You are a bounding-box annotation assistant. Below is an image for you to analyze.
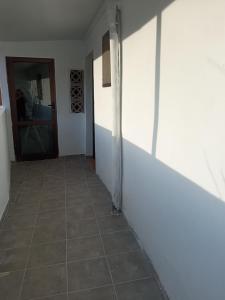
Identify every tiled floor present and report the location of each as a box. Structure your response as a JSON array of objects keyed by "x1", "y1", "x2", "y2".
[{"x1": 0, "y1": 156, "x2": 166, "y2": 300}]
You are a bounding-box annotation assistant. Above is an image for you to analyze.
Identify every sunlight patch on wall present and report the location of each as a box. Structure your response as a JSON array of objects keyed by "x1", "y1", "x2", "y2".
[
  {"x1": 155, "y1": 0, "x2": 225, "y2": 201},
  {"x1": 121, "y1": 16, "x2": 157, "y2": 154}
]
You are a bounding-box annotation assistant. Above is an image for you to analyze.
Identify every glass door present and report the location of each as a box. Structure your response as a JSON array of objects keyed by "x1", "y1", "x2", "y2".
[{"x1": 7, "y1": 57, "x2": 59, "y2": 161}]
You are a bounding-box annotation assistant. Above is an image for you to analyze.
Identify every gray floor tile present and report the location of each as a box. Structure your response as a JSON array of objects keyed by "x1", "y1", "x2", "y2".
[
  {"x1": 19, "y1": 186, "x2": 43, "y2": 194},
  {"x1": 65, "y1": 167, "x2": 78, "y2": 176},
  {"x1": 66, "y1": 176, "x2": 85, "y2": 182},
  {"x1": 102, "y1": 231, "x2": 140, "y2": 255},
  {"x1": 37, "y1": 210, "x2": 65, "y2": 226},
  {"x1": 66, "y1": 168, "x2": 85, "y2": 175},
  {"x1": 39, "y1": 199, "x2": 65, "y2": 212},
  {"x1": 32, "y1": 222, "x2": 66, "y2": 244},
  {"x1": 19, "y1": 183, "x2": 43, "y2": 193},
  {"x1": 42, "y1": 186, "x2": 65, "y2": 196},
  {"x1": 21, "y1": 264, "x2": 67, "y2": 300},
  {"x1": 66, "y1": 195, "x2": 92, "y2": 207},
  {"x1": 86, "y1": 177, "x2": 103, "y2": 186},
  {"x1": 91, "y1": 192, "x2": 111, "y2": 203},
  {"x1": 9, "y1": 190, "x2": 19, "y2": 202},
  {"x1": 68, "y1": 258, "x2": 111, "y2": 291},
  {"x1": 36, "y1": 294, "x2": 67, "y2": 300},
  {"x1": 66, "y1": 178, "x2": 86, "y2": 185},
  {"x1": 43, "y1": 177, "x2": 65, "y2": 186},
  {"x1": 1, "y1": 213, "x2": 37, "y2": 230},
  {"x1": 87, "y1": 183, "x2": 104, "y2": 190},
  {"x1": 67, "y1": 236, "x2": 104, "y2": 262},
  {"x1": 89, "y1": 191, "x2": 111, "y2": 202},
  {"x1": 67, "y1": 218, "x2": 98, "y2": 239},
  {"x1": 116, "y1": 279, "x2": 164, "y2": 300},
  {"x1": 6, "y1": 202, "x2": 40, "y2": 216},
  {"x1": 44, "y1": 174, "x2": 64, "y2": 183},
  {"x1": 28, "y1": 241, "x2": 66, "y2": 268},
  {"x1": 15, "y1": 192, "x2": 42, "y2": 203},
  {"x1": 69, "y1": 286, "x2": 116, "y2": 300},
  {"x1": 44, "y1": 176, "x2": 65, "y2": 187},
  {"x1": 41, "y1": 191, "x2": 65, "y2": 200},
  {"x1": 40, "y1": 192, "x2": 65, "y2": 201},
  {"x1": 108, "y1": 251, "x2": 154, "y2": 283},
  {"x1": 0, "y1": 247, "x2": 29, "y2": 272},
  {"x1": 0, "y1": 270, "x2": 24, "y2": 300},
  {"x1": 0, "y1": 229, "x2": 33, "y2": 250},
  {"x1": 45, "y1": 166, "x2": 65, "y2": 177},
  {"x1": 66, "y1": 165, "x2": 84, "y2": 172},
  {"x1": 67, "y1": 203, "x2": 95, "y2": 220},
  {"x1": 66, "y1": 183, "x2": 87, "y2": 194},
  {"x1": 4, "y1": 158, "x2": 166, "y2": 300},
  {"x1": 98, "y1": 216, "x2": 129, "y2": 234},
  {"x1": 65, "y1": 177, "x2": 87, "y2": 184},
  {"x1": 66, "y1": 190, "x2": 90, "y2": 200},
  {"x1": 94, "y1": 201, "x2": 112, "y2": 217},
  {"x1": 88, "y1": 185, "x2": 109, "y2": 194}
]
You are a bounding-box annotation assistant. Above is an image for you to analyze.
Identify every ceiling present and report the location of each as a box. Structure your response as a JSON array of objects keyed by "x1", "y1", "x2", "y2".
[{"x1": 0, "y1": 0, "x2": 104, "y2": 41}]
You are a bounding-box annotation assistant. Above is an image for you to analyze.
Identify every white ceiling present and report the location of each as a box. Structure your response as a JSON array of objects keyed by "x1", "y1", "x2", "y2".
[{"x1": 0, "y1": 0, "x2": 104, "y2": 41}]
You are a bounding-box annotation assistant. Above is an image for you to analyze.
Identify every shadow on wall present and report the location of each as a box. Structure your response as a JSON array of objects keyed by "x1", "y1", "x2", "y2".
[
  {"x1": 118, "y1": 0, "x2": 168, "y2": 158},
  {"x1": 90, "y1": 0, "x2": 172, "y2": 156},
  {"x1": 95, "y1": 121, "x2": 113, "y2": 191},
  {"x1": 120, "y1": 0, "x2": 173, "y2": 41},
  {"x1": 96, "y1": 123, "x2": 225, "y2": 300},
  {"x1": 91, "y1": 0, "x2": 174, "y2": 59}
]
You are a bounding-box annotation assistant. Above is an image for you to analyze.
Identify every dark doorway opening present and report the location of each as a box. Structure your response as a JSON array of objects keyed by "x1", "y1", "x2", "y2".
[{"x1": 85, "y1": 52, "x2": 96, "y2": 171}]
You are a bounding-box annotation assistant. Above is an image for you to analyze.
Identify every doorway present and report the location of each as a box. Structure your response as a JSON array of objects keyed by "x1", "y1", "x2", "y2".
[
  {"x1": 85, "y1": 52, "x2": 95, "y2": 169},
  {"x1": 6, "y1": 57, "x2": 59, "y2": 161}
]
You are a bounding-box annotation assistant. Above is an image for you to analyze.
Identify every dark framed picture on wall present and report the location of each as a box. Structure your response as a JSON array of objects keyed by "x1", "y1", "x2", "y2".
[{"x1": 102, "y1": 30, "x2": 111, "y2": 87}]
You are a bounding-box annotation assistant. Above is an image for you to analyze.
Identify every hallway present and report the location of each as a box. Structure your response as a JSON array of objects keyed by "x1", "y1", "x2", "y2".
[{"x1": 0, "y1": 157, "x2": 165, "y2": 300}]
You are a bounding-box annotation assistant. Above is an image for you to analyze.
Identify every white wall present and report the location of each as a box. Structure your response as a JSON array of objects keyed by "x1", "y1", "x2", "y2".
[
  {"x1": 0, "y1": 40, "x2": 85, "y2": 159},
  {"x1": 85, "y1": 0, "x2": 225, "y2": 299},
  {"x1": 0, "y1": 107, "x2": 10, "y2": 219},
  {"x1": 85, "y1": 5, "x2": 113, "y2": 192}
]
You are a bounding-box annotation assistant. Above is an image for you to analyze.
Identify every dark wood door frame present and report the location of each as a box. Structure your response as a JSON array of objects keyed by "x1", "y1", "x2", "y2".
[
  {"x1": 92, "y1": 56, "x2": 96, "y2": 160},
  {"x1": 6, "y1": 56, "x2": 59, "y2": 161}
]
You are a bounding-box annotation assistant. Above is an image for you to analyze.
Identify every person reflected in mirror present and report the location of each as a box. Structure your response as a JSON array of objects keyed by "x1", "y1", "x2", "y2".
[{"x1": 16, "y1": 89, "x2": 26, "y2": 121}]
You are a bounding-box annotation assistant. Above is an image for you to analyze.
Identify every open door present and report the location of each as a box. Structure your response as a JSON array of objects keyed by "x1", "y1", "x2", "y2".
[
  {"x1": 6, "y1": 57, "x2": 59, "y2": 161},
  {"x1": 85, "y1": 52, "x2": 95, "y2": 170}
]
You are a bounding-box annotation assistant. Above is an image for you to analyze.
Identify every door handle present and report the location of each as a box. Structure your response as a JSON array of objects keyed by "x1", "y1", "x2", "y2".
[{"x1": 48, "y1": 104, "x2": 55, "y2": 112}]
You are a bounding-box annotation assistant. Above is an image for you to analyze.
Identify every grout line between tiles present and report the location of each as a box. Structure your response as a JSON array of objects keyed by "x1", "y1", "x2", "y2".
[
  {"x1": 85, "y1": 178, "x2": 119, "y2": 300},
  {"x1": 25, "y1": 283, "x2": 113, "y2": 300},
  {"x1": 0, "y1": 227, "x2": 133, "y2": 252},
  {"x1": 98, "y1": 231, "x2": 119, "y2": 300},
  {"x1": 17, "y1": 171, "x2": 43, "y2": 300},
  {"x1": 0, "y1": 248, "x2": 155, "y2": 275},
  {"x1": 68, "y1": 283, "x2": 115, "y2": 296},
  {"x1": 2, "y1": 158, "x2": 167, "y2": 300}
]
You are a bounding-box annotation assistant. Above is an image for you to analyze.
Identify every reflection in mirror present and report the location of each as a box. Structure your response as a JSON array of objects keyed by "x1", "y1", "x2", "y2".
[
  {"x1": 19, "y1": 125, "x2": 54, "y2": 155},
  {"x1": 14, "y1": 62, "x2": 52, "y2": 121}
]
